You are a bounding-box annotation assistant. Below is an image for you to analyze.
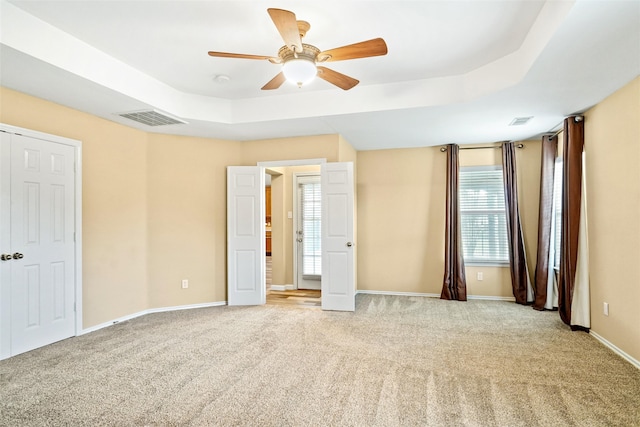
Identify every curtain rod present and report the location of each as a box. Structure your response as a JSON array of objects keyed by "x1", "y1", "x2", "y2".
[
  {"x1": 550, "y1": 129, "x2": 564, "y2": 138},
  {"x1": 547, "y1": 115, "x2": 584, "y2": 138},
  {"x1": 439, "y1": 143, "x2": 524, "y2": 152}
]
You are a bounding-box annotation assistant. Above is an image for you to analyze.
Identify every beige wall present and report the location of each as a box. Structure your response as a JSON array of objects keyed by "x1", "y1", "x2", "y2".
[
  {"x1": 240, "y1": 134, "x2": 341, "y2": 165},
  {"x1": 357, "y1": 147, "x2": 446, "y2": 294},
  {"x1": 0, "y1": 87, "x2": 149, "y2": 327},
  {"x1": 584, "y1": 76, "x2": 640, "y2": 362},
  {"x1": 357, "y1": 141, "x2": 541, "y2": 298},
  {"x1": 338, "y1": 135, "x2": 358, "y2": 164},
  {"x1": 0, "y1": 89, "x2": 354, "y2": 328},
  {"x1": 146, "y1": 133, "x2": 241, "y2": 309},
  {"x1": 5, "y1": 79, "x2": 639, "y2": 365}
]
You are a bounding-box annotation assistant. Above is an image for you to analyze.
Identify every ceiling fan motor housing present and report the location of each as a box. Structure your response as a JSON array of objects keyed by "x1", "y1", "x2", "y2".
[
  {"x1": 208, "y1": 8, "x2": 387, "y2": 90},
  {"x1": 278, "y1": 44, "x2": 320, "y2": 63}
]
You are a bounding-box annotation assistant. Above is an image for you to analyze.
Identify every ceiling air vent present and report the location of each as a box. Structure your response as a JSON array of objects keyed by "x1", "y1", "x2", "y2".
[
  {"x1": 118, "y1": 109, "x2": 187, "y2": 127},
  {"x1": 509, "y1": 116, "x2": 533, "y2": 126}
]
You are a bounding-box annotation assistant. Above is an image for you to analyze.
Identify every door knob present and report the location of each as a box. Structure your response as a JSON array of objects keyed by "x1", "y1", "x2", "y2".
[
  {"x1": 12, "y1": 253, "x2": 24, "y2": 259},
  {"x1": 346, "y1": 242, "x2": 353, "y2": 247},
  {"x1": 1, "y1": 254, "x2": 12, "y2": 261}
]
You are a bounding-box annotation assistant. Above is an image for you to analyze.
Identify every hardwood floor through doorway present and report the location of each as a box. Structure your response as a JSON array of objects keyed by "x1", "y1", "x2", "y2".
[{"x1": 266, "y1": 256, "x2": 321, "y2": 308}]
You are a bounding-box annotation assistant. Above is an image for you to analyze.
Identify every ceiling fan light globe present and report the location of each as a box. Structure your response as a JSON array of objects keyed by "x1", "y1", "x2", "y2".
[{"x1": 282, "y1": 59, "x2": 317, "y2": 87}]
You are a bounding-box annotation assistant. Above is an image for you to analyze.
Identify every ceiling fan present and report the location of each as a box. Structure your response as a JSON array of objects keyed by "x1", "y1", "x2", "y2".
[{"x1": 207, "y1": 8, "x2": 388, "y2": 91}]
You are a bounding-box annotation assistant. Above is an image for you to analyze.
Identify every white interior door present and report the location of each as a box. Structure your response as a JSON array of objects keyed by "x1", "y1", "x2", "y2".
[
  {"x1": 1, "y1": 132, "x2": 77, "y2": 357},
  {"x1": 227, "y1": 166, "x2": 265, "y2": 305},
  {"x1": 295, "y1": 174, "x2": 321, "y2": 290},
  {"x1": 321, "y1": 162, "x2": 355, "y2": 311}
]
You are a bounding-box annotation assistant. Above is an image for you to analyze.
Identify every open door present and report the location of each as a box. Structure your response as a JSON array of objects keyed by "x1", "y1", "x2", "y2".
[
  {"x1": 227, "y1": 166, "x2": 265, "y2": 305},
  {"x1": 321, "y1": 162, "x2": 355, "y2": 311}
]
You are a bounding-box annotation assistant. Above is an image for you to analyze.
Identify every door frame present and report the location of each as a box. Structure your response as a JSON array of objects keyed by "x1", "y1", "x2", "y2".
[
  {"x1": 292, "y1": 172, "x2": 322, "y2": 291},
  {"x1": 256, "y1": 159, "x2": 326, "y2": 294},
  {"x1": 0, "y1": 123, "x2": 83, "y2": 360}
]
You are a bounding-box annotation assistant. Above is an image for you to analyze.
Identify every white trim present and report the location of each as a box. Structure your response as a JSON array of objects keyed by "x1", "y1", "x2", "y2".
[
  {"x1": 146, "y1": 301, "x2": 227, "y2": 314},
  {"x1": 80, "y1": 310, "x2": 149, "y2": 335},
  {"x1": 467, "y1": 295, "x2": 516, "y2": 301},
  {"x1": 74, "y1": 140, "x2": 83, "y2": 335},
  {"x1": 80, "y1": 301, "x2": 227, "y2": 335},
  {"x1": 252, "y1": 160, "x2": 326, "y2": 301},
  {"x1": 293, "y1": 172, "x2": 322, "y2": 290},
  {"x1": 357, "y1": 290, "x2": 440, "y2": 298},
  {"x1": 590, "y1": 331, "x2": 640, "y2": 370},
  {"x1": 257, "y1": 158, "x2": 326, "y2": 167},
  {"x1": 270, "y1": 284, "x2": 295, "y2": 291},
  {"x1": 356, "y1": 290, "x2": 516, "y2": 301},
  {"x1": 0, "y1": 123, "x2": 82, "y2": 359}
]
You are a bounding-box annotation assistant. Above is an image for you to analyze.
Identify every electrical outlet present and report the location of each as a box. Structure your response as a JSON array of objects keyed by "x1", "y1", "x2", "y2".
[
  {"x1": 603, "y1": 302, "x2": 609, "y2": 316},
  {"x1": 181, "y1": 279, "x2": 189, "y2": 289},
  {"x1": 477, "y1": 272, "x2": 483, "y2": 281}
]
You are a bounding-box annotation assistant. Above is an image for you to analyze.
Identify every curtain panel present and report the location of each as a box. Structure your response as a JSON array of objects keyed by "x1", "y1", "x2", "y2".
[
  {"x1": 558, "y1": 116, "x2": 590, "y2": 329},
  {"x1": 441, "y1": 144, "x2": 467, "y2": 301},
  {"x1": 533, "y1": 135, "x2": 558, "y2": 310},
  {"x1": 502, "y1": 142, "x2": 532, "y2": 305}
]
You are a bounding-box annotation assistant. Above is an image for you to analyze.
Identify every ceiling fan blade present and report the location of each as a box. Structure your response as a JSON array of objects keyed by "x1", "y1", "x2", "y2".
[
  {"x1": 267, "y1": 8, "x2": 303, "y2": 53},
  {"x1": 208, "y1": 51, "x2": 278, "y2": 62},
  {"x1": 317, "y1": 66, "x2": 359, "y2": 90},
  {"x1": 318, "y1": 38, "x2": 388, "y2": 62},
  {"x1": 261, "y1": 72, "x2": 287, "y2": 90}
]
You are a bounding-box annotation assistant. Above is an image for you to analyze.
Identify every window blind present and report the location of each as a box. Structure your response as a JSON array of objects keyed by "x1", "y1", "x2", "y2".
[
  {"x1": 459, "y1": 167, "x2": 509, "y2": 263},
  {"x1": 298, "y1": 177, "x2": 321, "y2": 276}
]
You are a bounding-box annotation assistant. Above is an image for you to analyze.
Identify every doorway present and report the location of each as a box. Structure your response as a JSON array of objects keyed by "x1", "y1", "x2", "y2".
[{"x1": 227, "y1": 160, "x2": 355, "y2": 311}]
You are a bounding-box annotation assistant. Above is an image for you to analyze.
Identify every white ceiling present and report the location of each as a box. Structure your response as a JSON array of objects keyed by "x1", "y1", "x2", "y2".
[{"x1": 1, "y1": 0, "x2": 639, "y2": 151}]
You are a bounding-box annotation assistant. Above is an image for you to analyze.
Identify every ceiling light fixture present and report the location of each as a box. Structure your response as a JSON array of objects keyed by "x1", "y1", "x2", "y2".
[{"x1": 282, "y1": 57, "x2": 317, "y2": 87}]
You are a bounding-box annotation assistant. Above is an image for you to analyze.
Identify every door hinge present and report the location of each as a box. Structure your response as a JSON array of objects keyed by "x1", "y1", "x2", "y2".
[{"x1": 74, "y1": 302, "x2": 76, "y2": 312}]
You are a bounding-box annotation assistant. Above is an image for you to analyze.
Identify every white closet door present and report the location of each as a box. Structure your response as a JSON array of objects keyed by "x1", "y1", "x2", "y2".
[{"x1": 6, "y1": 133, "x2": 76, "y2": 356}]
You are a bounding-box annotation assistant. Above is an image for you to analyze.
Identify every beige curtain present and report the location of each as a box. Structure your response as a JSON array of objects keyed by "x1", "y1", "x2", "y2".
[
  {"x1": 558, "y1": 116, "x2": 590, "y2": 329},
  {"x1": 440, "y1": 144, "x2": 467, "y2": 301},
  {"x1": 533, "y1": 135, "x2": 558, "y2": 310},
  {"x1": 572, "y1": 152, "x2": 590, "y2": 328}
]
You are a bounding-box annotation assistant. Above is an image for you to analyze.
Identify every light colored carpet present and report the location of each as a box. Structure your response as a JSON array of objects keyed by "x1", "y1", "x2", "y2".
[{"x1": 1, "y1": 294, "x2": 639, "y2": 426}]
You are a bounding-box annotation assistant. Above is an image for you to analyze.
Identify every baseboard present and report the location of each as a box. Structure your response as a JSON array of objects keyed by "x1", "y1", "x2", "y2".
[
  {"x1": 80, "y1": 301, "x2": 227, "y2": 335},
  {"x1": 356, "y1": 290, "x2": 440, "y2": 298},
  {"x1": 270, "y1": 284, "x2": 294, "y2": 291},
  {"x1": 590, "y1": 331, "x2": 640, "y2": 370},
  {"x1": 467, "y1": 295, "x2": 516, "y2": 302},
  {"x1": 356, "y1": 290, "x2": 515, "y2": 301},
  {"x1": 146, "y1": 301, "x2": 226, "y2": 314}
]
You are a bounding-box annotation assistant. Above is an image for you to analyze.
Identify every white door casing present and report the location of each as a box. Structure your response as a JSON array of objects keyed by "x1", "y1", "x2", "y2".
[
  {"x1": 226, "y1": 160, "x2": 354, "y2": 311},
  {"x1": 0, "y1": 130, "x2": 10, "y2": 358},
  {"x1": 321, "y1": 162, "x2": 355, "y2": 312},
  {"x1": 227, "y1": 166, "x2": 265, "y2": 305},
  {"x1": 294, "y1": 173, "x2": 321, "y2": 291},
  {"x1": 0, "y1": 124, "x2": 82, "y2": 360}
]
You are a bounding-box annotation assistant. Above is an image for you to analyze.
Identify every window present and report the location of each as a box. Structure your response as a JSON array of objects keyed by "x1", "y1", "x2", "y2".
[
  {"x1": 297, "y1": 176, "x2": 321, "y2": 277},
  {"x1": 459, "y1": 167, "x2": 509, "y2": 264}
]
